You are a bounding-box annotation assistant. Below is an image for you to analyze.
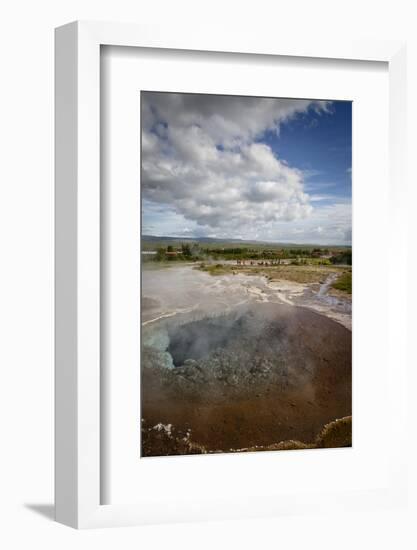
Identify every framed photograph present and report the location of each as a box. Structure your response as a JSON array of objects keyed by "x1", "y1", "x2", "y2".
[
  {"x1": 55, "y1": 21, "x2": 407, "y2": 528},
  {"x1": 139, "y1": 89, "x2": 353, "y2": 459}
]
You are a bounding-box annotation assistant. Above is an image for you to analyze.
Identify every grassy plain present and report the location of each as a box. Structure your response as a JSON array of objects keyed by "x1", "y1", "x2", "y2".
[
  {"x1": 198, "y1": 262, "x2": 351, "y2": 288},
  {"x1": 331, "y1": 270, "x2": 352, "y2": 294}
]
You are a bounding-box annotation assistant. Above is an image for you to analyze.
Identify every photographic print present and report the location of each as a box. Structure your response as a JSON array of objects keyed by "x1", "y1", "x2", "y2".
[{"x1": 140, "y1": 91, "x2": 352, "y2": 457}]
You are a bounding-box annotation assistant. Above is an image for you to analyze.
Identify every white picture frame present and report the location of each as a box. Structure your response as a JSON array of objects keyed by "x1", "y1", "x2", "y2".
[{"x1": 55, "y1": 20, "x2": 407, "y2": 529}]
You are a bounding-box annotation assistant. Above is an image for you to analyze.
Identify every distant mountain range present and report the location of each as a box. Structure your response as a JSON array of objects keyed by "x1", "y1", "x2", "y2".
[
  {"x1": 142, "y1": 235, "x2": 351, "y2": 248},
  {"x1": 142, "y1": 234, "x2": 253, "y2": 244}
]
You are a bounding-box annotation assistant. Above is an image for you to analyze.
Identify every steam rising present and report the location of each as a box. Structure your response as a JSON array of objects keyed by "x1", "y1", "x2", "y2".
[{"x1": 141, "y1": 265, "x2": 352, "y2": 455}]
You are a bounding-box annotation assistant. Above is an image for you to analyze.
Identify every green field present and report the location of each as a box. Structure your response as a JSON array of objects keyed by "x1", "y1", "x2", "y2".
[
  {"x1": 331, "y1": 271, "x2": 352, "y2": 294},
  {"x1": 142, "y1": 236, "x2": 352, "y2": 265}
]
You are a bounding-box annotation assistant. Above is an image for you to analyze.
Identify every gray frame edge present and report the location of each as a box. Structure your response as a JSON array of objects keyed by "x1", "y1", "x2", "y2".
[{"x1": 55, "y1": 21, "x2": 79, "y2": 529}]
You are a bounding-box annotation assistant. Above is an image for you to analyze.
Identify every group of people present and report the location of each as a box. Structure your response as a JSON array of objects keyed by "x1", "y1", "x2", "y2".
[{"x1": 235, "y1": 259, "x2": 281, "y2": 266}]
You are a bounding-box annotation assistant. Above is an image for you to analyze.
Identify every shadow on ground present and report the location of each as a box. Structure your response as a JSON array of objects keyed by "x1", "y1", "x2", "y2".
[{"x1": 24, "y1": 503, "x2": 55, "y2": 521}]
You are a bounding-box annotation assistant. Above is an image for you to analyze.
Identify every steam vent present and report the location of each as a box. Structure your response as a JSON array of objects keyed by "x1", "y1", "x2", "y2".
[{"x1": 141, "y1": 302, "x2": 352, "y2": 456}]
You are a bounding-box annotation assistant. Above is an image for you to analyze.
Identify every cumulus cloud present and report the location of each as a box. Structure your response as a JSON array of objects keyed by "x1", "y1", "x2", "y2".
[
  {"x1": 141, "y1": 92, "x2": 332, "y2": 239},
  {"x1": 142, "y1": 92, "x2": 330, "y2": 146}
]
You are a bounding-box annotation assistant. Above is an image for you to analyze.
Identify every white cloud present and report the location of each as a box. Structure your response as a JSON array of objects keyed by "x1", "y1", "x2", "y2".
[
  {"x1": 271, "y1": 201, "x2": 352, "y2": 244},
  {"x1": 141, "y1": 92, "x2": 348, "y2": 242},
  {"x1": 142, "y1": 93, "x2": 331, "y2": 147}
]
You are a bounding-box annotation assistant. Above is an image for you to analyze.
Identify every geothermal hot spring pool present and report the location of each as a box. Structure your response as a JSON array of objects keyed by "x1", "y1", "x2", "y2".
[{"x1": 141, "y1": 293, "x2": 352, "y2": 456}]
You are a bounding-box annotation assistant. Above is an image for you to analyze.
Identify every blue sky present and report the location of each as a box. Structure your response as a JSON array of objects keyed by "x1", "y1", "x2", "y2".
[
  {"x1": 141, "y1": 92, "x2": 352, "y2": 245},
  {"x1": 261, "y1": 100, "x2": 352, "y2": 204}
]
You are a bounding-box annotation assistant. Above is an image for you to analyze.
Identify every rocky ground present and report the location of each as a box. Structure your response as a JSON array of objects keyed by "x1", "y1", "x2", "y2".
[{"x1": 141, "y1": 416, "x2": 352, "y2": 456}]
